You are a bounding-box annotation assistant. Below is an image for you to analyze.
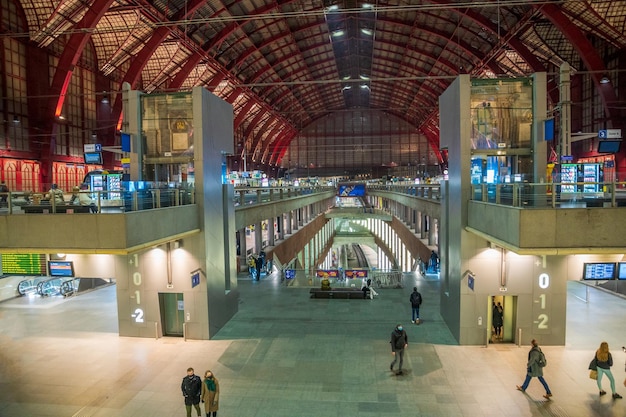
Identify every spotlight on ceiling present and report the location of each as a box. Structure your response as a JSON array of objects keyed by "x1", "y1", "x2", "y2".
[{"x1": 600, "y1": 75, "x2": 610, "y2": 84}]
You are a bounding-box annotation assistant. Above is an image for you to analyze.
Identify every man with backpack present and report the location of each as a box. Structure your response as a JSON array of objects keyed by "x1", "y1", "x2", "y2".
[
  {"x1": 409, "y1": 287, "x2": 423, "y2": 324},
  {"x1": 516, "y1": 339, "x2": 553, "y2": 400}
]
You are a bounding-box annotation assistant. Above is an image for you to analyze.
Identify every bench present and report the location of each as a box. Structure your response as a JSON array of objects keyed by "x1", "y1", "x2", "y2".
[
  {"x1": 22, "y1": 205, "x2": 92, "y2": 214},
  {"x1": 310, "y1": 287, "x2": 370, "y2": 299}
]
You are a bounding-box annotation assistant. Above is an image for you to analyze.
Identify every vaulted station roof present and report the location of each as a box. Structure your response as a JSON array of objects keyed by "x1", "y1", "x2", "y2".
[{"x1": 13, "y1": 0, "x2": 626, "y2": 170}]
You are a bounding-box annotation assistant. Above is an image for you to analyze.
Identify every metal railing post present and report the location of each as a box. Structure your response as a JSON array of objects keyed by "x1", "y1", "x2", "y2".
[{"x1": 517, "y1": 328, "x2": 522, "y2": 347}]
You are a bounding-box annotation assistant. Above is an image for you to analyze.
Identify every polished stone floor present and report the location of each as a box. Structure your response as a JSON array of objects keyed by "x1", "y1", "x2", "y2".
[{"x1": 0, "y1": 272, "x2": 625, "y2": 417}]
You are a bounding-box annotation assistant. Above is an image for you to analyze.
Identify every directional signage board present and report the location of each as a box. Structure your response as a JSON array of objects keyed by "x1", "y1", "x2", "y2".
[
  {"x1": 598, "y1": 129, "x2": 622, "y2": 139},
  {"x1": 84, "y1": 143, "x2": 102, "y2": 152}
]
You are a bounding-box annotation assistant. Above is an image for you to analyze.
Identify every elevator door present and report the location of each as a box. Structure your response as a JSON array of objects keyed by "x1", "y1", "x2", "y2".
[
  {"x1": 489, "y1": 295, "x2": 517, "y2": 343},
  {"x1": 159, "y1": 293, "x2": 184, "y2": 337}
]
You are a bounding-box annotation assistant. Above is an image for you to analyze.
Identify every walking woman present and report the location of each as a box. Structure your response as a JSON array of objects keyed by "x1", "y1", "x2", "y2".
[
  {"x1": 593, "y1": 342, "x2": 622, "y2": 399},
  {"x1": 201, "y1": 370, "x2": 220, "y2": 417}
]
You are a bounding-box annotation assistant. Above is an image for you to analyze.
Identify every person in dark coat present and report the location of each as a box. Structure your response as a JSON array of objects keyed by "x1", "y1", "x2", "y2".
[
  {"x1": 389, "y1": 324, "x2": 408, "y2": 375},
  {"x1": 181, "y1": 367, "x2": 202, "y2": 417},
  {"x1": 516, "y1": 340, "x2": 552, "y2": 399},
  {"x1": 409, "y1": 287, "x2": 422, "y2": 323},
  {"x1": 492, "y1": 302, "x2": 504, "y2": 339},
  {"x1": 201, "y1": 370, "x2": 220, "y2": 417},
  {"x1": 255, "y1": 255, "x2": 263, "y2": 280}
]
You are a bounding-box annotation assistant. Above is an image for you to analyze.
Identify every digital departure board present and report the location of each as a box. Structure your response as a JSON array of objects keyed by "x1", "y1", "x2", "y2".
[
  {"x1": 582, "y1": 262, "x2": 616, "y2": 280},
  {"x1": 1, "y1": 253, "x2": 46, "y2": 275}
]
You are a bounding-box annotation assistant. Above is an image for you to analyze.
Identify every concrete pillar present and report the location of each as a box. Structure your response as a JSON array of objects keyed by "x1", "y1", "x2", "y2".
[
  {"x1": 420, "y1": 213, "x2": 428, "y2": 239},
  {"x1": 268, "y1": 217, "x2": 275, "y2": 246},
  {"x1": 285, "y1": 211, "x2": 292, "y2": 234},
  {"x1": 254, "y1": 221, "x2": 262, "y2": 253},
  {"x1": 277, "y1": 214, "x2": 284, "y2": 240},
  {"x1": 239, "y1": 227, "x2": 247, "y2": 260},
  {"x1": 429, "y1": 218, "x2": 438, "y2": 246}
]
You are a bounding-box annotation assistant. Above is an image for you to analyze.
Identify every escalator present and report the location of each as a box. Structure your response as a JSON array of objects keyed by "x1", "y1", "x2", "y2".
[{"x1": 18, "y1": 277, "x2": 111, "y2": 297}]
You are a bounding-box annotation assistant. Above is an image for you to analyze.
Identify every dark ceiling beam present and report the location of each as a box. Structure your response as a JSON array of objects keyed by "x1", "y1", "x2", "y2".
[{"x1": 538, "y1": 3, "x2": 621, "y2": 128}]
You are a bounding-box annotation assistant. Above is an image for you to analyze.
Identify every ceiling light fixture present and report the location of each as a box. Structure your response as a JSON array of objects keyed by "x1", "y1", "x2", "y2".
[
  {"x1": 361, "y1": 28, "x2": 373, "y2": 36},
  {"x1": 332, "y1": 30, "x2": 344, "y2": 37},
  {"x1": 600, "y1": 75, "x2": 610, "y2": 84}
]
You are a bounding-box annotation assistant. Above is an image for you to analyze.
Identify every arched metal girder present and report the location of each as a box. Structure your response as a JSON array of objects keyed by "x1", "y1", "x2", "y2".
[
  {"x1": 249, "y1": 116, "x2": 280, "y2": 160},
  {"x1": 205, "y1": 1, "x2": 298, "y2": 53},
  {"x1": 42, "y1": 0, "x2": 116, "y2": 183},
  {"x1": 411, "y1": 3, "x2": 560, "y2": 158},
  {"x1": 246, "y1": 18, "x2": 489, "y2": 115},
  {"x1": 449, "y1": 5, "x2": 560, "y2": 104},
  {"x1": 234, "y1": 100, "x2": 257, "y2": 130},
  {"x1": 257, "y1": 122, "x2": 284, "y2": 163},
  {"x1": 241, "y1": 108, "x2": 269, "y2": 145},
  {"x1": 270, "y1": 128, "x2": 297, "y2": 166},
  {"x1": 110, "y1": 0, "x2": 207, "y2": 122},
  {"x1": 47, "y1": 0, "x2": 116, "y2": 118},
  {"x1": 538, "y1": 4, "x2": 621, "y2": 126}
]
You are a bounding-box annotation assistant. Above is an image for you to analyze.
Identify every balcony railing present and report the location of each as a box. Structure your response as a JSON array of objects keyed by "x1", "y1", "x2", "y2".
[
  {"x1": 0, "y1": 183, "x2": 195, "y2": 215},
  {"x1": 470, "y1": 181, "x2": 626, "y2": 208}
]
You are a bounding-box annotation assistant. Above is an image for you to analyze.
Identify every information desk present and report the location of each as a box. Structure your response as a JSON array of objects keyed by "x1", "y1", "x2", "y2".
[
  {"x1": 22, "y1": 205, "x2": 92, "y2": 214},
  {"x1": 310, "y1": 287, "x2": 369, "y2": 299}
]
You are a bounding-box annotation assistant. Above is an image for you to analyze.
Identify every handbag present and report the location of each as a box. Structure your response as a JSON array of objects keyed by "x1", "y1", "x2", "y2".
[{"x1": 590, "y1": 369, "x2": 598, "y2": 380}]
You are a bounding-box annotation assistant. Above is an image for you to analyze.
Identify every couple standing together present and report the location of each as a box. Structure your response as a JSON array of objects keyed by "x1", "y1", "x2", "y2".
[{"x1": 181, "y1": 367, "x2": 220, "y2": 417}]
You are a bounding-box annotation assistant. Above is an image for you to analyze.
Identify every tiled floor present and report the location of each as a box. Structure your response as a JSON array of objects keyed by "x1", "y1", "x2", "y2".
[{"x1": 0, "y1": 273, "x2": 625, "y2": 417}]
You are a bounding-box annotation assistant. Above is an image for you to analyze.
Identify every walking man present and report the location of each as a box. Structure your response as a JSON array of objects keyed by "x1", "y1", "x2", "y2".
[
  {"x1": 390, "y1": 324, "x2": 408, "y2": 375},
  {"x1": 516, "y1": 339, "x2": 553, "y2": 400},
  {"x1": 181, "y1": 367, "x2": 202, "y2": 417},
  {"x1": 410, "y1": 287, "x2": 422, "y2": 324}
]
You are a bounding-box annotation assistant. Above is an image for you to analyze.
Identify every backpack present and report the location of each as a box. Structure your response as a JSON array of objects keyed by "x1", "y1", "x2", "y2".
[
  {"x1": 538, "y1": 351, "x2": 547, "y2": 367},
  {"x1": 410, "y1": 291, "x2": 422, "y2": 306}
]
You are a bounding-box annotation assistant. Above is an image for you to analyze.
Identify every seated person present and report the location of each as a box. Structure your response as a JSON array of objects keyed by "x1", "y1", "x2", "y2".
[
  {"x1": 320, "y1": 277, "x2": 331, "y2": 291},
  {"x1": 46, "y1": 183, "x2": 65, "y2": 205},
  {"x1": 361, "y1": 278, "x2": 379, "y2": 299},
  {"x1": 70, "y1": 184, "x2": 98, "y2": 213}
]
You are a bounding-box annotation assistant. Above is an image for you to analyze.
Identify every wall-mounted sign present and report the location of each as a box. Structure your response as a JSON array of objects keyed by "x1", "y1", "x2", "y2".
[
  {"x1": 598, "y1": 129, "x2": 622, "y2": 139},
  {"x1": 191, "y1": 271, "x2": 200, "y2": 288},
  {"x1": 1, "y1": 253, "x2": 46, "y2": 275}
]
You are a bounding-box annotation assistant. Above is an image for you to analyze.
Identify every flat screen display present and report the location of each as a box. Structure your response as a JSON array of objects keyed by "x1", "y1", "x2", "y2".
[
  {"x1": 338, "y1": 183, "x2": 366, "y2": 197},
  {"x1": 597, "y1": 140, "x2": 621, "y2": 153},
  {"x1": 48, "y1": 261, "x2": 75, "y2": 277},
  {"x1": 618, "y1": 263, "x2": 626, "y2": 280},
  {"x1": 84, "y1": 152, "x2": 103, "y2": 164},
  {"x1": 583, "y1": 262, "x2": 615, "y2": 280},
  {"x1": 1, "y1": 253, "x2": 46, "y2": 275}
]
